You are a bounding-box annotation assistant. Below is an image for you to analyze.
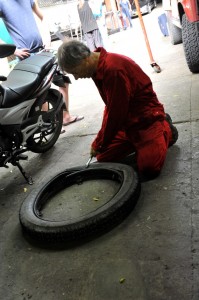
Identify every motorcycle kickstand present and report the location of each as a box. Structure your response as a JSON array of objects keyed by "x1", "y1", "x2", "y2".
[{"x1": 14, "y1": 161, "x2": 34, "y2": 185}]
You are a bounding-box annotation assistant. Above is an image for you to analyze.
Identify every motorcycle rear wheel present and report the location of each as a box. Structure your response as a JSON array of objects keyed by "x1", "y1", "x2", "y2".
[{"x1": 26, "y1": 89, "x2": 63, "y2": 153}]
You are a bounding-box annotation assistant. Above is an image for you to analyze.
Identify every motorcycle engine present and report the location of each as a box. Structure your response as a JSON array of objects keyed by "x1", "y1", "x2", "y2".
[
  {"x1": 0, "y1": 126, "x2": 22, "y2": 152},
  {"x1": 0, "y1": 134, "x2": 13, "y2": 153},
  {"x1": 0, "y1": 128, "x2": 22, "y2": 166}
]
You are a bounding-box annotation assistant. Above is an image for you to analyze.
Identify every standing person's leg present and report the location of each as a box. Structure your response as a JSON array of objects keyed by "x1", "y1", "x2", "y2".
[
  {"x1": 119, "y1": 15, "x2": 125, "y2": 29},
  {"x1": 59, "y1": 85, "x2": 75, "y2": 124},
  {"x1": 122, "y1": 14, "x2": 128, "y2": 29},
  {"x1": 126, "y1": 10, "x2": 133, "y2": 27},
  {"x1": 96, "y1": 19, "x2": 109, "y2": 50},
  {"x1": 92, "y1": 29, "x2": 103, "y2": 48},
  {"x1": 52, "y1": 73, "x2": 84, "y2": 126},
  {"x1": 84, "y1": 32, "x2": 96, "y2": 51}
]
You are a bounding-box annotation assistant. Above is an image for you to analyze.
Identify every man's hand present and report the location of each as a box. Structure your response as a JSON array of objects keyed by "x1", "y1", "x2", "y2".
[
  {"x1": 90, "y1": 147, "x2": 100, "y2": 157},
  {"x1": 14, "y1": 48, "x2": 30, "y2": 59}
]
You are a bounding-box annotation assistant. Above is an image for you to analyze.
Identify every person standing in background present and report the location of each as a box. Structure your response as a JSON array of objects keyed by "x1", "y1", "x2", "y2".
[
  {"x1": 89, "y1": 0, "x2": 110, "y2": 49},
  {"x1": 0, "y1": 0, "x2": 84, "y2": 126},
  {"x1": 119, "y1": 0, "x2": 133, "y2": 30},
  {"x1": 77, "y1": 0, "x2": 103, "y2": 51}
]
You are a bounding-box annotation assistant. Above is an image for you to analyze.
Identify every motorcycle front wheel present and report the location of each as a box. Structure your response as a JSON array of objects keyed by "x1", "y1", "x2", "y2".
[{"x1": 26, "y1": 89, "x2": 63, "y2": 153}]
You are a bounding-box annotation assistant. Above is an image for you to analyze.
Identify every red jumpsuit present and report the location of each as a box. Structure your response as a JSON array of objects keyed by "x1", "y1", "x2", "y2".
[{"x1": 92, "y1": 48, "x2": 172, "y2": 177}]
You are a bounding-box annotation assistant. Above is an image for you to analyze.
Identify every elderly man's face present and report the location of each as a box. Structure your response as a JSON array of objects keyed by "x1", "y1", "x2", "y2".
[{"x1": 66, "y1": 58, "x2": 93, "y2": 80}]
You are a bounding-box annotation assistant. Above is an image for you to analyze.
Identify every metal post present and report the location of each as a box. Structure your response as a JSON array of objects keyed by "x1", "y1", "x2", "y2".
[{"x1": 134, "y1": 0, "x2": 161, "y2": 73}]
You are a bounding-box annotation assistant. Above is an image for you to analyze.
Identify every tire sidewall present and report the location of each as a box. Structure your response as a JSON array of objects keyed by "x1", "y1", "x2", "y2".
[
  {"x1": 182, "y1": 14, "x2": 199, "y2": 73},
  {"x1": 19, "y1": 163, "x2": 140, "y2": 237}
]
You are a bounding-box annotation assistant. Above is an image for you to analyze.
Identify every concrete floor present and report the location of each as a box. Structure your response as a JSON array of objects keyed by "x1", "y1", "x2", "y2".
[{"x1": 1, "y1": 6, "x2": 199, "y2": 300}]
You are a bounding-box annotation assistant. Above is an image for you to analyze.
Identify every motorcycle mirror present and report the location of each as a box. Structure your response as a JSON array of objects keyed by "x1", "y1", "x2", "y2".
[{"x1": 0, "y1": 44, "x2": 16, "y2": 58}]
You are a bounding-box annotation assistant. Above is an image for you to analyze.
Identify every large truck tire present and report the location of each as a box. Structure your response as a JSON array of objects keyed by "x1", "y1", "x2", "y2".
[
  {"x1": 182, "y1": 14, "x2": 199, "y2": 73},
  {"x1": 167, "y1": 12, "x2": 182, "y2": 45}
]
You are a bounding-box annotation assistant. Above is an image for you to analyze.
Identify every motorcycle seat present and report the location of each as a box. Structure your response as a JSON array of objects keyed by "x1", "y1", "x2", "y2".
[{"x1": 0, "y1": 52, "x2": 56, "y2": 108}]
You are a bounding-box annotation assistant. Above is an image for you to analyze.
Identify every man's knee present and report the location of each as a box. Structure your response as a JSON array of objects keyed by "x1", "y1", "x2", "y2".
[{"x1": 136, "y1": 142, "x2": 167, "y2": 179}]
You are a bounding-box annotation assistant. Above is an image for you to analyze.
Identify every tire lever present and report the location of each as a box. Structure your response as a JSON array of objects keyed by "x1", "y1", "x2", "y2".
[{"x1": 86, "y1": 156, "x2": 93, "y2": 168}]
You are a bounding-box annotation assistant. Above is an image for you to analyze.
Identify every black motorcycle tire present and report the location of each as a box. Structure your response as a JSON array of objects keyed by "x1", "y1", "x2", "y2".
[
  {"x1": 19, "y1": 163, "x2": 141, "y2": 245},
  {"x1": 26, "y1": 89, "x2": 63, "y2": 153}
]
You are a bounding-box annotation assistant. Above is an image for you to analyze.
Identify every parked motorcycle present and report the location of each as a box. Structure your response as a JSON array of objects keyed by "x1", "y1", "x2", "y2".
[{"x1": 0, "y1": 44, "x2": 64, "y2": 184}]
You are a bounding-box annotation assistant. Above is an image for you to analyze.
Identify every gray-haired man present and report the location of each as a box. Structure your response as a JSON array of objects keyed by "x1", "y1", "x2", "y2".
[{"x1": 58, "y1": 40, "x2": 178, "y2": 180}]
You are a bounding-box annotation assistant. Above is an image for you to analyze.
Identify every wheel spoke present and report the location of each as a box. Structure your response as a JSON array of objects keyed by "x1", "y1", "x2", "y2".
[{"x1": 26, "y1": 89, "x2": 63, "y2": 153}]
